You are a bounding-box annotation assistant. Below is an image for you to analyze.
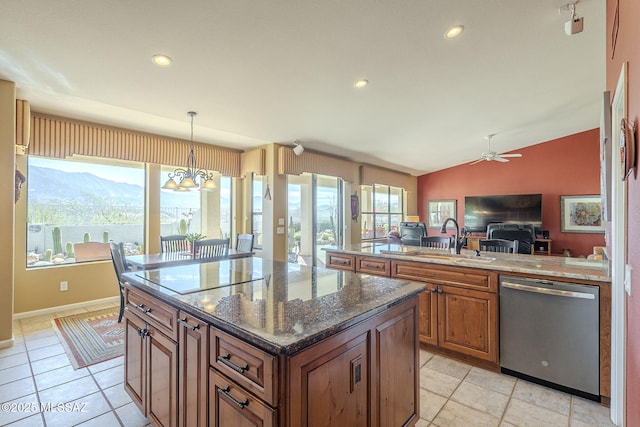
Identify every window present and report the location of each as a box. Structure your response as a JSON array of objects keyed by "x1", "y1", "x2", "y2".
[
  {"x1": 26, "y1": 156, "x2": 145, "y2": 267},
  {"x1": 360, "y1": 184, "x2": 404, "y2": 240},
  {"x1": 160, "y1": 167, "x2": 232, "y2": 240},
  {"x1": 251, "y1": 174, "x2": 263, "y2": 249}
]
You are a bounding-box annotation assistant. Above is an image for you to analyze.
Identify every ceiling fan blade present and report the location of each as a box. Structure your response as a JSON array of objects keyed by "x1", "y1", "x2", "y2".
[
  {"x1": 469, "y1": 158, "x2": 485, "y2": 165},
  {"x1": 493, "y1": 156, "x2": 509, "y2": 162},
  {"x1": 499, "y1": 153, "x2": 522, "y2": 158}
]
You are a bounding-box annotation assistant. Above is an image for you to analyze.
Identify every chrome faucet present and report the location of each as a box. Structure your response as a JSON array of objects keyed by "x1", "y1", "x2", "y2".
[{"x1": 440, "y1": 218, "x2": 463, "y2": 255}]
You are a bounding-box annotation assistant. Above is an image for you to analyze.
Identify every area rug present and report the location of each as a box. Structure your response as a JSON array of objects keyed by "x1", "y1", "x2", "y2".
[{"x1": 52, "y1": 308, "x2": 125, "y2": 369}]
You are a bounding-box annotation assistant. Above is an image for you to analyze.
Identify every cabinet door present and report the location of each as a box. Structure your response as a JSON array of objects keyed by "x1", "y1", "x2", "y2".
[
  {"x1": 147, "y1": 326, "x2": 179, "y2": 427},
  {"x1": 437, "y1": 286, "x2": 498, "y2": 363},
  {"x1": 209, "y1": 369, "x2": 276, "y2": 427},
  {"x1": 375, "y1": 302, "x2": 419, "y2": 427},
  {"x1": 289, "y1": 331, "x2": 369, "y2": 427},
  {"x1": 124, "y1": 310, "x2": 146, "y2": 414},
  {"x1": 178, "y1": 312, "x2": 208, "y2": 427},
  {"x1": 418, "y1": 288, "x2": 438, "y2": 346}
]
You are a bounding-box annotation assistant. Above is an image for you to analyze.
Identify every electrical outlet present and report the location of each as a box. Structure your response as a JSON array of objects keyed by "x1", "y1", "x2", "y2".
[{"x1": 60, "y1": 281, "x2": 68, "y2": 291}]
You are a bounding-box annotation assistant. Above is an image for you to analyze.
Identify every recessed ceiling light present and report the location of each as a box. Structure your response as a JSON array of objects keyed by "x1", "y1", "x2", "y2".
[
  {"x1": 444, "y1": 25, "x2": 464, "y2": 39},
  {"x1": 152, "y1": 54, "x2": 173, "y2": 67},
  {"x1": 354, "y1": 79, "x2": 368, "y2": 89}
]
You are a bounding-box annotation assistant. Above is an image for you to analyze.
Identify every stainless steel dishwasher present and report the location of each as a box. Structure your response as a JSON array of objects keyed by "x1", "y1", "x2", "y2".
[{"x1": 499, "y1": 275, "x2": 600, "y2": 400}]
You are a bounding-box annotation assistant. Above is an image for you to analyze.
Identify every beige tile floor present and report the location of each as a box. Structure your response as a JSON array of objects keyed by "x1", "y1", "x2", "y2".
[{"x1": 1, "y1": 303, "x2": 615, "y2": 427}]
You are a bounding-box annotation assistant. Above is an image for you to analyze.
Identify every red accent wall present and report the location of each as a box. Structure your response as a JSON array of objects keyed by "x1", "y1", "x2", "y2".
[
  {"x1": 417, "y1": 129, "x2": 605, "y2": 257},
  {"x1": 606, "y1": 1, "x2": 640, "y2": 424}
]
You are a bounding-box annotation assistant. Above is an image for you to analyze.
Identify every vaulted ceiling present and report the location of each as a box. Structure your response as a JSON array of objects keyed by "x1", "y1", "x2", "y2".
[{"x1": 0, "y1": 0, "x2": 605, "y2": 175}]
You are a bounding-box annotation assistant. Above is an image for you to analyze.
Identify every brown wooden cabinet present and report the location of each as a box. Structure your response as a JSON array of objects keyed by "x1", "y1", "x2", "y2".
[
  {"x1": 125, "y1": 284, "x2": 420, "y2": 426},
  {"x1": 177, "y1": 311, "x2": 208, "y2": 427},
  {"x1": 355, "y1": 256, "x2": 391, "y2": 276},
  {"x1": 288, "y1": 297, "x2": 419, "y2": 427},
  {"x1": 124, "y1": 301, "x2": 179, "y2": 427},
  {"x1": 209, "y1": 369, "x2": 276, "y2": 427},
  {"x1": 393, "y1": 260, "x2": 498, "y2": 364},
  {"x1": 326, "y1": 252, "x2": 355, "y2": 271},
  {"x1": 289, "y1": 331, "x2": 369, "y2": 427}
]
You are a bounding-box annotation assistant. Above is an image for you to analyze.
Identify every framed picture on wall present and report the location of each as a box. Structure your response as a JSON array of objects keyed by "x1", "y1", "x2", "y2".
[
  {"x1": 560, "y1": 195, "x2": 605, "y2": 233},
  {"x1": 427, "y1": 200, "x2": 456, "y2": 229}
]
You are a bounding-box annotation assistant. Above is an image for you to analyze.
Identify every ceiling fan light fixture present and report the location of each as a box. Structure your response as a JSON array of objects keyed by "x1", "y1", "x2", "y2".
[
  {"x1": 152, "y1": 54, "x2": 173, "y2": 67},
  {"x1": 444, "y1": 25, "x2": 464, "y2": 39}
]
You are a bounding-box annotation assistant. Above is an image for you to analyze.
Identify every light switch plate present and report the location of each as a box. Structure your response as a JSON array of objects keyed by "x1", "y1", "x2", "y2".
[
  {"x1": 278, "y1": 218, "x2": 285, "y2": 225},
  {"x1": 276, "y1": 226, "x2": 285, "y2": 234},
  {"x1": 625, "y1": 264, "x2": 632, "y2": 296}
]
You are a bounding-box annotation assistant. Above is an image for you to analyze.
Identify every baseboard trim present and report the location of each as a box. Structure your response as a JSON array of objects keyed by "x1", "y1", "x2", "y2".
[
  {"x1": 0, "y1": 337, "x2": 15, "y2": 349},
  {"x1": 13, "y1": 296, "x2": 120, "y2": 320}
]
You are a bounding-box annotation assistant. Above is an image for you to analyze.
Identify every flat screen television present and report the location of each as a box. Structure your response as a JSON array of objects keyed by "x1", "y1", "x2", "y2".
[{"x1": 464, "y1": 194, "x2": 542, "y2": 233}]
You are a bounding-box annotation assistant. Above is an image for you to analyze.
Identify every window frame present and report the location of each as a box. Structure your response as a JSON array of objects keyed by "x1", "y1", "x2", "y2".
[{"x1": 360, "y1": 184, "x2": 404, "y2": 241}]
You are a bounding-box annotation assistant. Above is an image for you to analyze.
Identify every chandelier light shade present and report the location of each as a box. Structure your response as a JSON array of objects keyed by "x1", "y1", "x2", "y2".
[{"x1": 162, "y1": 111, "x2": 217, "y2": 192}]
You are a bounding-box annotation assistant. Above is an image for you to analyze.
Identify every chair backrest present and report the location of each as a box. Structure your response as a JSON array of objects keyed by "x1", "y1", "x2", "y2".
[
  {"x1": 421, "y1": 236, "x2": 451, "y2": 249},
  {"x1": 160, "y1": 235, "x2": 189, "y2": 253},
  {"x1": 486, "y1": 223, "x2": 535, "y2": 254},
  {"x1": 74, "y1": 242, "x2": 111, "y2": 262},
  {"x1": 235, "y1": 234, "x2": 255, "y2": 252},
  {"x1": 193, "y1": 238, "x2": 230, "y2": 259},
  {"x1": 109, "y1": 241, "x2": 129, "y2": 281},
  {"x1": 478, "y1": 239, "x2": 519, "y2": 253}
]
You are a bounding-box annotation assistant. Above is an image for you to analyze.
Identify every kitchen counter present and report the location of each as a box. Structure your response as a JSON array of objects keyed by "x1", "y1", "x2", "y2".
[
  {"x1": 122, "y1": 256, "x2": 426, "y2": 355},
  {"x1": 122, "y1": 256, "x2": 425, "y2": 426},
  {"x1": 326, "y1": 243, "x2": 611, "y2": 283}
]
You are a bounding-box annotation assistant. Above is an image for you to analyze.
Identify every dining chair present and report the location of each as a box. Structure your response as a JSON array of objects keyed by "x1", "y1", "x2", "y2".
[
  {"x1": 73, "y1": 242, "x2": 111, "y2": 262},
  {"x1": 109, "y1": 242, "x2": 130, "y2": 323},
  {"x1": 193, "y1": 238, "x2": 230, "y2": 259},
  {"x1": 478, "y1": 239, "x2": 519, "y2": 254},
  {"x1": 421, "y1": 236, "x2": 451, "y2": 249},
  {"x1": 160, "y1": 234, "x2": 189, "y2": 253},
  {"x1": 235, "y1": 233, "x2": 255, "y2": 252}
]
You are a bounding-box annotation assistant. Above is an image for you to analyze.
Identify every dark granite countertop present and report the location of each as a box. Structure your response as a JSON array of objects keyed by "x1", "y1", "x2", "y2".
[
  {"x1": 325, "y1": 243, "x2": 611, "y2": 283},
  {"x1": 122, "y1": 257, "x2": 426, "y2": 355}
]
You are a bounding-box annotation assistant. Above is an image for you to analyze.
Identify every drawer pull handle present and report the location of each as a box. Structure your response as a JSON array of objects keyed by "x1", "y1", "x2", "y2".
[
  {"x1": 137, "y1": 328, "x2": 149, "y2": 338},
  {"x1": 177, "y1": 317, "x2": 200, "y2": 330},
  {"x1": 136, "y1": 303, "x2": 151, "y2": 314},
  {"x1": 430, "y1": 288, "x2": 437, "y2": 293},
  {"x1": 364, "y1": 263, "x2": 380, "y2": 269},
  {"x1": 218, "y1": 386, "x2": 249, "y2": 409},
  {"x1": 218, "y1": 353, "x2": 249, "y2": 373},
  {"x1": 437, "y1": 289, "x2": 444, "y2": 294}
]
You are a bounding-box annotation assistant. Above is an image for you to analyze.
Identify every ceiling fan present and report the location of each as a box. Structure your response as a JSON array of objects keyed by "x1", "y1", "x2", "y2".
[{"x1": 470, "y1": 134, "x2": 522, "y2": 165}]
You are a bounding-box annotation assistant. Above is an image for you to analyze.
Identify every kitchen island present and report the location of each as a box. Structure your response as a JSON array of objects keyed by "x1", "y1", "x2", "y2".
[
  {"x1": 122, "y1": 257, "x2": 426, "y2": 427},
  {"x1": 324, "y1": 243, "x2": 612, "y2": 403}
]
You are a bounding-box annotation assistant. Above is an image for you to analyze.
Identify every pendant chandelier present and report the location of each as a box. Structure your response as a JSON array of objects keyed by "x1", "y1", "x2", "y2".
[{"x1": 162, "y1": 111, "x2": 217, "y2": 192}]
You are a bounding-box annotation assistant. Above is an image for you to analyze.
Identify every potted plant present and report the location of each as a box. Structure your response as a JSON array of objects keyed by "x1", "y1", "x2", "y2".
[{"x1": 185, "y1": 232, "x2": 206, "y2": 255}]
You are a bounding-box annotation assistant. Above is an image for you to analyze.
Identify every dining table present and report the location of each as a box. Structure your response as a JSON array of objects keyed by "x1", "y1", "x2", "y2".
[{"x1": 125, "y1": 248, "x2": 253, "y2": 271}]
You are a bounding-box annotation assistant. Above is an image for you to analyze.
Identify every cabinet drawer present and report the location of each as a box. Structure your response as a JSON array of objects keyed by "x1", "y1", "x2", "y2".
[
  {"x1": 326, "y1": 252, "x2": 356, "y2": 271},
  {"x1": 392, "y1": 260, "x2": 497, "y2": 292},
  {"x1": 356, "y1": 256, "x2": 391, "y2": 277},
  {"x1": 210, "y1": 327, "x2": 278, "y2": 406},
  {"x1": 125, "y1": 287, "x2": 179, "y2": 341},
  {"x1": 209, "y1": 368, "x2": 276, "y2": 427}
]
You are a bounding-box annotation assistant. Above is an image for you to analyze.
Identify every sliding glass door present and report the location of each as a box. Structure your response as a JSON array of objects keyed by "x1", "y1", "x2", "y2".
[{"x1": 287, "y1": 173, "x2": 343, "y2": 267}]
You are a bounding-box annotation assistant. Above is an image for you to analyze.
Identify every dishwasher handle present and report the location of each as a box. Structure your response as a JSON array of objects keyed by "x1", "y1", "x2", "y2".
[{"x1": 501, "y1": 281, "x2": 595, "y2": 300}]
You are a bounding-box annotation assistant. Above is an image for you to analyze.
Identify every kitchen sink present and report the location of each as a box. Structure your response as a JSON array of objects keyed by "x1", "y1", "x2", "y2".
[{"x1": 415, "y1": 252, "x2": 497, "y2": 263}]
